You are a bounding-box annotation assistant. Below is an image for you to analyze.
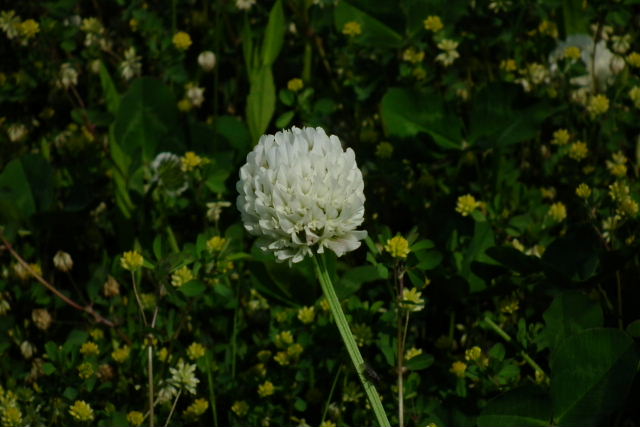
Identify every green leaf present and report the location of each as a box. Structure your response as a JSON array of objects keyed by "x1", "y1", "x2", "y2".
[
  {"x1": 42, "y1": 362, "x2": 56, "y2": 375},
  {"x1": 334, "y1": 1, "x2": 402, "y2": 48},
  {"x1": 380, "y1": 87, "x2": 463, "y2": 149},
  {"x1": 486, "y1": 246, "x2": 541, "y2": 275},
  {"x1": 214, "y1": 115, "x2": 250, "y2": 152},
  {"x1": 478, "y1": 386, "x2": 552, "y2": 427},
  {"x1": 542, "y1": 227, "x2": 601, "y2": 282},
  {"x1": 414, "y1": 250, "x2": 443, "y2": 270},
  {"x1": 261, "y1": 0, "x2": 285, "y2": 66},
  {"x1": 405, "y1": 353, "x2": 434, "y2": 371},
  {"x1": 246, "y1": 66, "x2": 276, "y2": 144},
  {"x1": 563, "y1": 0, "x2": 590, "y2": 35},
  {"x1": 178, "y1": 280, "x2": 206, "y2": 297},
  {"x1": 625, "y1": 319, "x2": 640, "y2": 338},
  {"x1": 98, "y1": 61, "x2": 120, "y2": 114},
  {"x1": 461, "y1": 221, "x2": 495, "y2": 292},
  {"x1": 551, "y1": 328, "x2": 639, "y2": 426},
  {"x1": 275, "y1": 111, "x2": 295, "y2": 129},
  {"x1": 63, "y1": 330, "x2": 89, "y2": 354},
  {"x1": 540, "y1": 291, "x2": 603, "y2": 353}
]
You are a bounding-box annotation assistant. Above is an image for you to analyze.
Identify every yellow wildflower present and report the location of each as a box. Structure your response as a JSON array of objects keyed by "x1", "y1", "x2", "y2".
[
  {"x1": 587, "y1": 94, "x2": 609, "y2": 116},
  {"x1": 112, "y1": 345, "x2": 131, "y2": 363},
  {"x1": 1, "y1": 406, "x2": 23, "y2": 427},
  {"x1": 450, "y1": 361, "x2": 467, "y2": 378},
  {"x1": 320, "y1": 421, "x2": 337, "y2": 427},
  {"x1": 181, "y1": 151, "x2": 205, "y2": 172},
  {"x1": 89, "y1": 329, "x2": 103, "y2": 341},
  {"x1": 413, "y1": 67, "x2": 427, "y2": 80},
  {"x1": 540, "y1": 187, "x2": 556, "y2": 200},
  {"x1": 287, "y1": 78, "x2": 303, "y2": 92},
  {"x1": 627, "y1": 52, "x2": 640, "y2": 68},
  {"x1": 405, "y1": 347, "x2": 423, "y2": 360},
  {"x1": 551, "y1": 129, "x2": 570, "y2": 145},
  {"x1": 569, "y1": 141, "x2": 588, "y2": 161},
  {"x1": 173, "y1": 31, "x2": 192, "y2": 50},
  {"x1": 157, "y1": 347, "x2": 169, "y2": 362},
  {"x1": 274, "y1": 331, "x2": 294, "y2": 348},
  {"x1": 129, "y1": 19, "x2": 139, "y2": 31},
  {"x1": 206, "y1": 236, "x2": 227, "y2": 252},
  {"x1": 184, "y1": 398, "x2": 209, "y2": 418},
  {"x1": 375, "y1": 141, "x2": 394, "y2": 158},
  {"x1": 19, "y1": 19, "x2": 39, "y2": 38},
  {"x1": 456, "y1": 194, "x2": 480, "y2": 216},
  {"x1": 575, "y1": 183, "x2": 591, "y2": 199},
  {"x1": 287, "y1": 343, "x2": 304, "y2": 358},
  {"x1": 297, "y1": 306, "x2": 315, "y2": 324},
  {"x1": 384, "y1": 235, "x2": 411, "y2": 258},
  {"x1": 81, "y1": 17, "x2": 103, "y2": 33},
  {"x1": 629, "y1": 86, "x2": 640, "y2": 108},
  {"x1": 609, "y1": 181, "x2": 629, "y2": 202},
  {"x1": 121, "y1": 250, "x2": 144, "y2": 271},
  {"x1": 500, "y1": 59, "x2": 517, "y2": 72},
  {"x1": 274, "y1": 351, "x2": 289, "y2": 366},
  {"x1": 618, "y1": 198, "x2": 639, "y2": 217},
  {"x1": 320, "y1": 298, "x2": 330, "y2": 312},
  {"x1": 538, "y1": 20, "x2": 558, "y2": 38},
  {"x1": 187, "y1": 342, "x2": 206, "y2": 360},
  {"x1": 171, "y1": 266, "x2": 194, "y2": 288},
  {"x1": 342, "y1": 21, "x2": 361, "y2": 36},
  {"x1": 231, "y1": 401, "x2": 249, "y2": 417},
  {"x1": 258, "y1": 380, "x2": 275, "y2": 397},
  {"x1": 402, "y1": 47, "x2": 425, "y2": 64},
  {"x1": 548, "y1": 202, "x2": 567, "y2": 222},
  {"x1": 69, "y1": 400, "x2": 94, "y2": 422},
  {"x1": 607, "y1": 159, "x2": 627, "y2": 178},
  {"x1": 563, "y1": 46, "x2": 581, "y2": 60},
  {"x1": 465, "y1": 346, "x2": 482, "y2": 362},
  {"x1": 401, "y1": 287, "x2": 425, "y2": 312},
  {"x1": 178, "y1": 98, "x2": 192, "y2": 112},
  {"x1": 80, "y1": 341, "x2": 99, "y2": 356},
  {"x1": 127, "y1": 411, "x2": 145, "y2": 426},
  {"x1": 77, "y1": 362, "x2": 94, "y2": 379},
  {"x1": 423, "y1": 15, "x2": 443, "y2": 32}
]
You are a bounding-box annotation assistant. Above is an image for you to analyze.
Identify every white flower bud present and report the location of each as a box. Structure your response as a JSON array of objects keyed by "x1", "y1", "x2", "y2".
[
  {"x1": 20, "y1": 340, "x2": 36, "y2": 359},
  {"x1": 53, "y1": 250, "x2": 73, "y2": 272},
  {"x1": 197, "y1": 51, "x2": 216, "y2": 72}
]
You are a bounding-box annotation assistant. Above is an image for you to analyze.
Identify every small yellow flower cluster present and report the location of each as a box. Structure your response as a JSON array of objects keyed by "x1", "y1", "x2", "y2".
[
  {"x1": 287, "y1": 78, "x2": 303, "y2": 92},
  {"x1": 575, "y1": 183, "x2": 592, "y2": 199},
  {"x1": 274, "y1": 331, "x2": 294, "y2": 348},
  {"x1": 69, "y1": 400, "x2": 94, "y2": 422},
  {"x1": 112, "y1": 345, "x2": 131, "y2": 363},
  {"x1": 401, "y1": 287, "x2": 425, "y2": 312},
  {"x1": 606, "y1": 151, "x2": 628, "y2": 178},
  {"x1": 551, "y1": 128, "x2": 570, "y2": 145},
  {"x1": 320, "y1": 420, "x2": 337, "y2": 427},
  {"x1": 609, "y1": 182, "x2": 638, "y2": 217},
  {"x1": 587, "y1": 94, "x2": 610, "y2": 116},
  {"x1": 500, "y1": 296, "x2": 520, "y2": 313},
  {"x1": 548, "y1": 202, "x2": 567, "y2": 222},
  {"x1": 568, "y1": 141, "x2": 588, "y2": 161},
  {"x1": 464, "y1": 346, "x2": 482, "y2": 362},
  {"x1": 423, "y1": 15, "x2": 443, "y2": 32},
  {"x1": 629, "y1": 86, "x2": 640, "y2": 108},
  {"x1": 187, "y1": 342, "x2": 206, "y2": 360},
  {"x1": 500, "y1": 59, "x2": 517, "y2": 72},
  {"x1": 183, "y1": 398, "x2": 209, "y2": 418},
  {"x1": 207, "y1": 236, "x2": 227, "y2": 252},
  {"x1": 540, "y1": 187, "x2": 556, "y2": 200},
  {"x1": 627, "y1": 52, "x2": 640, "y2": 68},
  {"x1": 537, "y1": 20, "x2": 558, "y2": 38},
  {"x1": 1, "y1": 406, "x2": 23, "y2": 427},
  {"x1": 173, "y1": 31, "x2": 192, "y2": 50},
  {"x1": 77, "y1": 362, "x2": 94, "y2": 379},
  {"x1": 258, "y1": 380, "x2": 275, "y2": 397},
  {"x1": 181, "y1": 151, "x2": 205, "y2": 172},
  {"x1": 121, "y1": 250, "x2": 144, "y2": 271},
  {"x1": 231, "y1": 400, "x2": 249, "y2": 417},
  {"x1": 456, "y1": 194, "x2": 481, "y2": 216},
  {"x1": 375, "y1": 141, "x2": 394, "y2": 158},
  {"x1": 19, "y1": 19, "x2": 39, "y2": 38},
  {"x1": 450, "y1": 361, "x2": 467, "y2": 378},
  {"x1": 80, "y1": 341, "x2": 99, "y2": 356},
  {"x1": 157, "y1": 347, "x2": 169, "y2": 362},
  {"x1": 402, "y1": 47, "x2": 425, "y2": 64},
  {"x1": 127, "y1": 411, "x2": 145, "y2": 426},
  {"x1": 297, "y1": 306, "x2": 315, "y2": 324},
  {"x1": 384, "y1": 235, "x2": 411, "y2": 258},
  {"x1": 171, "y1": 266, "x2": 194, "y2": 288},
  {"x1": 405, "y1": 347, "x2": 423, "y2": 360},
  {"x1": 342, "y1": 21, "x2": 362, "y2": 36},
  {"x1": 563, "y1": 46, "x2": 581, "y2": 60}
]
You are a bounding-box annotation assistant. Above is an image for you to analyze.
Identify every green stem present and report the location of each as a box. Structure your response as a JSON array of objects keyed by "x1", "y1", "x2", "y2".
[
  {"x1": 205, "y1": 353, "x2": 219, "y2": 427},
  {"x1": 312, "y1": 254, "x2": 390, "y2": 427},
  {"x1": 321, "y1": 365, "x2": 342, "y2": 424}
]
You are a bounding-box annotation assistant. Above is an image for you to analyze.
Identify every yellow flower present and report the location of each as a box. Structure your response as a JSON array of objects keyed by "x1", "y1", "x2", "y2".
[
  {"x1": 456, "y1": 194, "x2": 480, "y2": 216},
  {"x1": 81, "y1": 17, "x2": 103, "y2": 33},
  {"x1": 297, "y1": 306, "x2": 315, "y2": 324},
  {"x1": 629, "y1": 86, "x2": 640, "y2": 108},
  {"x1": 401, "y1": 287, "x2": 425, "y2": 312},
  {"x1": 551, "y1": 129, "x2": 570, "y2": 145},
  {"x1": 342, "y1": 21, "x2": 362, "y2": 36},
  {"x1": 187, "y1": 342, "x2": 206, "y2": 360},
  {"x1": 1, "y1": 406, "x2": 23, "y2": 427},
  {"x1": 618, "y1": 197, "x2": 639, "y2": 217},
  {"x1": 287, "y1": 343, "x2": 304, "y2": 358},
  {"x1": 127, "y1": 411, "x2": 145, "y2": 426},
  {"x1": 274, "y1": 331, "x2": 294, "y2": 348},
  {"x1": 231, "y1": 401, "x2": 249, "y2": 417},
  {"x1": 258, "y1": 380, "x2": 275, "y2": 397},
  {"x1": 287, "y1": 78, "x2": 303, "y2": 92},
  {"x1": 540, "y1": 187, "x2": 556, "y2": 200},
  {"x1": 587, "y1": 94, "x2": 609, "y2": 116},
  {"x1": 500, "y1": 59, "x2": 517, "y2": 72},
  {"x1": 173, "y1": 31, "x2": 192, "y2": 50},
  {"x1": 405, "y1": 347, "x2": 423, "y2": 360},
  {"x1": 129, "y1": 18, "x2": 139, "y2": 31},
  {"x1": 171, "y1": 266, "x2": 194, "y2": 288},
  {"x1": 80, "y1": 341, "x2": 99, "y2": 356},
  {"x1": 450, "y1": 361, "x2": 467, "y2": 378},
  {"x1": 19, "y1": 19, "x2": 39, "y2": 39},
  {"x1": 89, "y1": 329, "x2": 103, "y2": 341},
  {"x1": 575, "y1": 183, "x2": 591, "y2": 199},
  {"x1": 627, "y1": 52, "x2": 640, "y2": 68},
  {"x1": 563, "y1": 46, "x2": 581, "y2": 60},
  {"x1": 375, "y1": 141, "x2": 394, "y2": 158},
  {"x1": 402, "y1": 47, "x2": 425, "y2": 64},
  {"x1": 384, "y1": 235, "x2": 410, "y2": 258},
  {"x1": 464, "y1": 346, "x2": 482, "y2": 362},
  {"x1": 206, "y1": 236, "x2": 227, "y2": 252},
  {"x1": 77, "y1": 362, "x2": 94, "y2": 379},
  {"x1": 112, "y1": 345, "x2": 131, "y2": 363},
  {"x1": 568, "y1": 141, "x2": 588, "y2": 161},
  {"x1": 423, "y1": 15, "x2": 443, "y2": 32},
  {"x1": 184, "y1": 398, "x2": 209, "y2": 418},
  {"x1": 178, "y1": 98, "x2": 192, "y2": 112},
  {"x1": 413, "y1": 67, "x2": 427, "y2": 80},
  {"x1": 157, "y1": 347, "x2": 169, "y2": 362},
  {"x1": 181, "y1": 151, "x2": 205, "y2": 172},
  {"x1": 274, "y1": 351, "x2": 289, "y2": 366},
  {"x1": 607, "y1": 161, "x2": 627, "y2": 178},
  {"x1": 69, "y1": 400, "x2": 94, "y2": 422},
  {"x1": 121, "y1": 250, "x2": 144, "y2": 271},
  {"x1": 548, "y1": 202, "x2": 567, "y2": 222},
  {"x1": 538, "y1": 20, "x2": 558, "y2": 38}
]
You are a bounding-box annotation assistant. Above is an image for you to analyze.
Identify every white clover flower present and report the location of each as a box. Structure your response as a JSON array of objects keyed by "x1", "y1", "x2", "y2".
[
  {"x1": 236, "y1": 127, "x2": 367, "y2": 264},
  {"x1": 235, "y1": 0, "x2": 256, "y2": 10},
  {"x1": 168, "y1": 359, "x2": 199, "y2": 395},
  {"x1": 185, "y1": 85, "x2": 205, "y2": 108},
  {"x1": 120, "y1": 47, "x2": 142, "y2": 81},
  {"x1": 198, "y1": 51, "x2": 216, "y2": 71},
  {"x1": 58, "y1": 63, "x2": 78, "y2": 89},
  {"x1": 150, "y1": 152, "x2": 187, "y2": 196},
  {"x1": 7, "y1": 123, "x2": 28, "y2": 142}
]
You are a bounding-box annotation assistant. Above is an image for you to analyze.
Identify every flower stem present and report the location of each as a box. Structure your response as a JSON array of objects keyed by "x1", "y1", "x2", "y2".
[{"x1": 312, "y1": 254, "x2": 390, "y2": 427}]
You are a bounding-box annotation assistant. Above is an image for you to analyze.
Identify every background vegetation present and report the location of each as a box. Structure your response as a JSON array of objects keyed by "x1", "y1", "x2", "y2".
[{"x1": 1, "y1": 0, "x2": 640, "y2": 426}]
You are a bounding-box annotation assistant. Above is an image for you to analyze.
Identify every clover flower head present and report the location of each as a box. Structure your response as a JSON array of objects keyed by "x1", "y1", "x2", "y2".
[
  {"x1": 184, "y1": 398, "x2": 209, "y2": 418},
  {"x1": 297, "y1": 306, "x2": 315, "y2": 324},
  {"x1": 548, "y1": 202, "x2": 567, "y2": 222},
  {"x1": 187, "y1": 342, "x2": 206, "y2": 360},
  {"x1": 405, "y1": 347, "x2": 423, "y2": 360},
  {"x1": 551, "y1": 129, "x2": 570, "y2": 145},
  {"x1": 456, "y1": 194, "x2": 480, "y2": 216},
  {"x1": 569, "y1": 141, "x2": 588, "y2": 161},
  {"x1": 69, "y1": 400, "x2": 94, "y2": 422},
  {"x1": 120, "y1": 47, "x2": 142, "y2": 81},
  {"x1": 198, "y1": 51, "x2": 217, "y2": 71},
  {"x1": 53, "y1": 250, "x2": 73, "y2": 272},
  {"x1": 127, "y1": 411, "x2": 145, "y2": 426},
  {"x1": 151, "y1": 152, "x2": 188, "y2": 195},
  {"x1": 121, "y1": 250, "x2": 144, "y2": 271},
  {"x1": 258, "y1": 380, "x2": 275, "y2": 397},
  {"x1": 465, "y1": 346, "x2": 482, "y2": 361},
  {"x1": 236, "y1": 127, "x2": 367, "y2": 264},
  {"x1": 173, "y1": 31, "x2": 192, "y2": 50},
  {"x1": 385, "y1": 235, "x2": 411, "y2": 258},
  {"x1": 342, "y1": 21, "x2": 362, "y2": 36},
  {"x1": 575, "y1": 183, "x2": 591, "y2": 199},
  {"x1": 401, "y1": 288, "x2": 425, "y2": 312},
  {"x1": 169, "y1": 359, "x2": 199, "y2": 395},
  {"x1": 171, "y1": 265, "x2": 194, "y2": 288},
  {"x1": 287, "y1": 78, "x2": 304, "y2": 92},
  {"x1": 231, "y1": 401, "x2": 249, "y2": 417},
  {"x1": 627, "y1": 52, "x2": 640, "y2": 68},
  {"x1": 587, "y1": 94, "x2": 609, "y2": 116},
  {"x1": 450, "y1": 361, "x2": 467, "y2": 378},
  {"x1": 423, "y1": 15, "x2": 443, "y2": 32}
]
